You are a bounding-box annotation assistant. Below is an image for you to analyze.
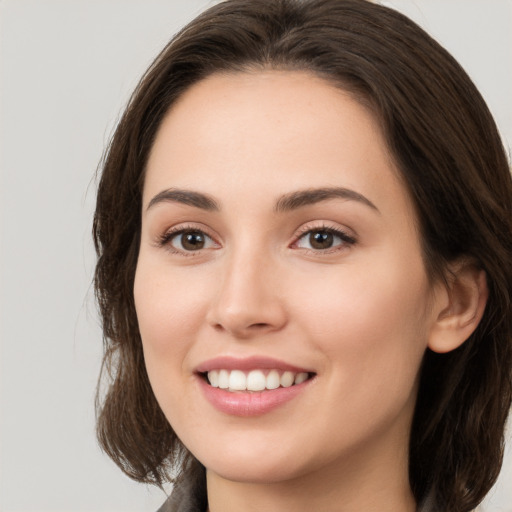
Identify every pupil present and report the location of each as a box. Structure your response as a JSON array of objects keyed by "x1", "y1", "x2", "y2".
[
  {"x1": 310, "y1": 231, "x2": 333, "y2": 249},
  {"x1": 182, "y1": 231, "x2": 205, "y2": 250}
]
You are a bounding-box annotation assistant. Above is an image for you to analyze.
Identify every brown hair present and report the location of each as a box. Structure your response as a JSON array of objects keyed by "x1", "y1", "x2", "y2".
[{"x1": 93, "y1": 1, "x2": 512, "y2": 510}]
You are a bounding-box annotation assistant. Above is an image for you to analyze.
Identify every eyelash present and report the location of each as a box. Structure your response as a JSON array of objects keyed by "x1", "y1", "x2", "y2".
[
  {"x1": 157, "y1": 224, "x2": 217, "y2": 256},
  {"x1": 292, "y1": 223, "x2": 357, "y2": 254},
  {"x1": 156, "y1": 223, "x2": 357, "y2": 256}
]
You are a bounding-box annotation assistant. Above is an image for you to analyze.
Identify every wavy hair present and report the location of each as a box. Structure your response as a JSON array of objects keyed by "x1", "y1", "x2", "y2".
[{"x1": 93, "y1": 1, "x2": 512, "y2": 510}]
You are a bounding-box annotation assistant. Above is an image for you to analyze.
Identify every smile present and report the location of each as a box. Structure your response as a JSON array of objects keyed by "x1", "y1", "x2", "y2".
[
  {"x1": 196, "y1": 356, "x2": 316, "y2": 416},
  {"x1": 206, "y1": 369, "x2": 310, "y2": 392}
]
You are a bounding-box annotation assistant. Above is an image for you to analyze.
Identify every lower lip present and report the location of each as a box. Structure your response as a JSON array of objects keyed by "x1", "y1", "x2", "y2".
[{"x1": 198, "y1": 376, "x2": 313, "y2": 417}]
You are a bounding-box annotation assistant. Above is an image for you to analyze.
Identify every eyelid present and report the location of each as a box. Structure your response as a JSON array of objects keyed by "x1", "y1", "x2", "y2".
[
  {"x1": 290, "y1": 222, "x2": 357, "y2": 252},
  {"x1": 156, "y1": 223, "x2": 221, "y2": 256},
  {"x1": 154, "y1": 220, "x2": 356, "y2": 256}
]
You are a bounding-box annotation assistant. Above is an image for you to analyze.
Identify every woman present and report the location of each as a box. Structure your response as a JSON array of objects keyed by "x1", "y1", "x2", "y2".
[{"x1": 93, "y1": 1, "x2": 512, "y2": 511}]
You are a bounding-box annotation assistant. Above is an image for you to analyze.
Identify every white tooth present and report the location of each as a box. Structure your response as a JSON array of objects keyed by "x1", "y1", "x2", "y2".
[
  {"x1": 218, "y1": 369, "x2": 229, "y2": 389},
  {"x1": 229, "y1": 370, "x2": 247, "y2": 391},
  {"x1": 294, "y1": 372, "x2": 308, "y2": 385},
  {"x1": 280, "y1": 371, "x2": 295, "y2": 388},
  {"x1": 266, "y1": 369, "x2": 280, "y2": 390},
  {"x1": 208, "y1": 370, "x2": 219, "y2": 387},
  {"x1": 246, "y1": 370, "x2": 266, "y2": 391}
]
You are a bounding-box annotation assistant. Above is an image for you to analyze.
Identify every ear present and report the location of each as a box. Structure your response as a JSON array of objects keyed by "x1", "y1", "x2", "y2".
[{"x1": 428, "y1": 261, "x2": 488, "y2": 354}]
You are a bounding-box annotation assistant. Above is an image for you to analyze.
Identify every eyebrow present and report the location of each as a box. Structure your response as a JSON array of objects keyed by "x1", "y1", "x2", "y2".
[
  {"x1": 146, "y1": 186, "x2": 378, "y2": 214},
  {"x1": 146, "y1": 188, "x2": 220, "y2": 212},
  {"x1": 274, "y1": 187, "x2": 379, "y2": 213}
]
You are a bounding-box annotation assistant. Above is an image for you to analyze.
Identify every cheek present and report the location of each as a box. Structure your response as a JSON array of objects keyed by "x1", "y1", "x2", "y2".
[
  {"x1": 290, "y1": 255, "x2": 431, "y2": 387},
  {"x1": 134, "y1": 260, "x2": 210, "y2": 358},
  {"x1": 286, "y1": 262, "x2": 431, "y2": 449},
  {"x1": 133, "y1": 260, "x2": 209, "y2": 429}
]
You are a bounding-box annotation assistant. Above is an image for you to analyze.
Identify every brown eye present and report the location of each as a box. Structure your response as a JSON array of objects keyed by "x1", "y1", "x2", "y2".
[
  {"x1": 295, "y1": 227, "x2": 356, "y2": 252},
  {"x1": 309, "y1": 230, "x2": 334, "y2": 249},
  {"x1": 181, "y1": 231, "x2": 205, "y2": 250},
  {"x1": 169, "y1": 230, "x2": 215, "y2": 252}
]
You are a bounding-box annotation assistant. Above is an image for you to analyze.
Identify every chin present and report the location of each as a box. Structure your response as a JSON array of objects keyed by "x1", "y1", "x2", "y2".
[
  {"x1": 205, "y1": 458, "x2": 306, "y2": 485},
  {"x1": 190, "y1": 436, "x2": 311, "y2": 485}
]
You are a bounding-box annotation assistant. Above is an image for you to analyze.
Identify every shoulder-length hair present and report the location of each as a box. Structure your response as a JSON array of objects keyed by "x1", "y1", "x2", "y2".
[{"x1": 93, "y1": 1, "x2": 512, "y2": 510}]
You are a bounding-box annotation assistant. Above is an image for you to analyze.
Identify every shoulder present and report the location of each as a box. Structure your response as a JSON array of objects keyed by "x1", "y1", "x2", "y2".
[
  {"x1": 156, "y1": 471, "x2": 207, "y2": 512},
  {"x1": 156, "y1": 487, "x2": 200, "y2": 512}
]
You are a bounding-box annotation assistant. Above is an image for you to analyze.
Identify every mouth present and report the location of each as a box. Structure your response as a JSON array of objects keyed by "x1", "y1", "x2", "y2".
[
  {"x1": 195, "y1": 356, "x2": 316, "y2": 416},
  {"x1": 200, "y1": 369, "x2": 315, "y2": 392}
]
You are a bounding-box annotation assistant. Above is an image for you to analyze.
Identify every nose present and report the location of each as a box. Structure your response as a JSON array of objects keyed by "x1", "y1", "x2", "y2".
[{"x1": 206, "y1": 248, "x2": 288, "y2": 339}]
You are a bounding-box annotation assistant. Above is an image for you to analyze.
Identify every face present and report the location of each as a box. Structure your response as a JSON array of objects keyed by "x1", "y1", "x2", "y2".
[{"x1": 134, "y1": 71, "x2": 440, "y2": 485}]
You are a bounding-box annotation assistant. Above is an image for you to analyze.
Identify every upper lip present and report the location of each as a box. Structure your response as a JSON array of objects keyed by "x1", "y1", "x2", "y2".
[{"x1": 195, "y1": 356, "x2": 313, "y2": 374}]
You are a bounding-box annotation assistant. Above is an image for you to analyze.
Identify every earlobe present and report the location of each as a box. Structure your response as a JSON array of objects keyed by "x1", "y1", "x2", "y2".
[{"x1": 427, "y1": 262, "x2": 488, "y2": 354}]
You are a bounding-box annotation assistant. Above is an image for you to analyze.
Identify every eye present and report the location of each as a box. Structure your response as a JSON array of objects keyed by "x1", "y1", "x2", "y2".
[
  {"x1": 294, "y1": 227, "x2": 356, "y2": 251},
  {"x1": 160, "y1": 228, "x2": 217, "y2": 253}
]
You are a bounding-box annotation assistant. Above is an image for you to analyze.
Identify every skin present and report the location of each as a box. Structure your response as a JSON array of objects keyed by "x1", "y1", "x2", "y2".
[{"x1": 134, "y1": 71, "x2": 455, "y2": 512}]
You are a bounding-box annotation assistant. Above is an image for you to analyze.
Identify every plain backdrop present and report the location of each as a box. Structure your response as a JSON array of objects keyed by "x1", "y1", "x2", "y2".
[{"x1": 0, "y1": 1, "x2": 511, "y2": 511}]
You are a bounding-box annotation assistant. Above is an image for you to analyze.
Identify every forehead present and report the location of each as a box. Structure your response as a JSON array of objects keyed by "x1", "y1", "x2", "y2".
[
  {"x1": 148, "y1": 71, "x2": 383, "y2": 169},
  {"x1": 143, "y1": 70, "x2": 412, "y2": 223}
]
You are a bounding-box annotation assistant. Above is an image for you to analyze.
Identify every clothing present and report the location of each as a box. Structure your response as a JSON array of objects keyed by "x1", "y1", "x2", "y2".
[{"x1": 156, "y1": 470, "x2": 207, "y2": 512}]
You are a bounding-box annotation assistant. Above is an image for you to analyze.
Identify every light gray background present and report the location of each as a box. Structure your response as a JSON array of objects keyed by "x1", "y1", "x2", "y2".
[{"x1": 0, "y1": 1, "x2": 510, "y2": 511}]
